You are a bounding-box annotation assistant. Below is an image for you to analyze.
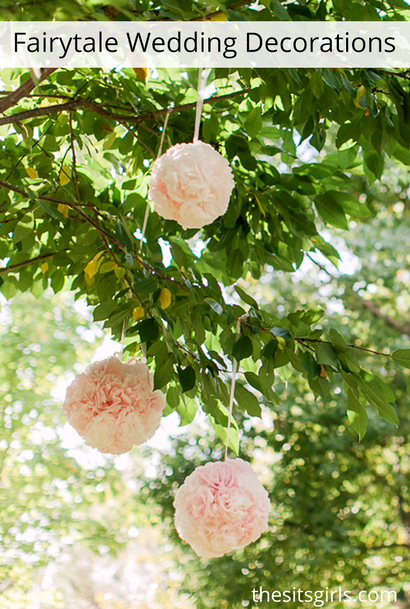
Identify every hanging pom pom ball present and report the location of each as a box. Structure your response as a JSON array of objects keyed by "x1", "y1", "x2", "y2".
[
  {"x1": 148, "y1": 140, "x2": 235, "y2": 230},
  {"x1": 63, "y1": 356, "x2": 166, "y2": 455},
  {"x1": 174, "y1": 458, "x2": 271, "y2": 558}
]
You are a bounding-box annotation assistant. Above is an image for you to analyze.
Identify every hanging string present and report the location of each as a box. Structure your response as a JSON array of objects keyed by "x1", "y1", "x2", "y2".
[
  {"x1": 139, "y1": 109, "x2": 172, "y2": 254},
  {"x1": 224, "y1": 317, "x2": 242, "y2": 461},
  {"x1": 193, "y1": 68, "x2": 211, "y2": 143},
  {"x1": 118, "y1": 317, "x2": 127, "y2": 361},
  {"x1": 126, "y1": 343, "x2": 146, "y2": 366}
]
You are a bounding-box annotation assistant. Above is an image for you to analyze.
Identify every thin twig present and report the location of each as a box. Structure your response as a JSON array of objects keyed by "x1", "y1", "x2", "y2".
[
  {"x1": 238, "y1": 318, "x2": 390, "y2": 358},
  {"x1": 0, "y1": 89, "x2": 249, "y2": 128},
  {"x1": 98, "y1": 225, "x2": 153, "y2": 315},
  {"x1": 0, "y1": 252, "x2": 55, "y2": 275},
  {"x1": 0, "y1": 68, "x2": 57, "y2": 114},
  {"x1": 0, "y1": 180, "x2": 189, "y2": 293},
  {"x1": 306, "y1": 252, "x2": 334, "y2": 277},
  {"x1": 3, "y1": 119, "x2": 57, "y2": 184},
  {"x1": 69, "y1": 112, "x2": 81, "y2": 204},
  {"x1": 296, "y1": 337, "x2": 388, "y2": 357},
  {"x1": 119, "y1": 121, "x2": 156, "y2": 157}
]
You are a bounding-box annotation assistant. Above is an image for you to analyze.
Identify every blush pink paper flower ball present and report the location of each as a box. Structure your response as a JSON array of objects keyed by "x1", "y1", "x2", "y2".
[
  {"x1": 63, "y1": 356, "x2": 166, "y2": 455},
  {"x1": 174, "y1": 458, "x2": 271, "y2": 558},
  {"x1": 148, "y1": 140, "x2": 235, "y2": 230}
]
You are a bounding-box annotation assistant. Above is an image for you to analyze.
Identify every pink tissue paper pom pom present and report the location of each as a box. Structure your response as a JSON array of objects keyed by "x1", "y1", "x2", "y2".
[
  {"x1": 174, "y1": 458, "x2": 271, "y2": 558},
  {"x1": 63, "y1": 356, "x2": 166, "y2": 455},
  {"x1": 148, "y1": 140, "x2": 235, "y2": 230}
]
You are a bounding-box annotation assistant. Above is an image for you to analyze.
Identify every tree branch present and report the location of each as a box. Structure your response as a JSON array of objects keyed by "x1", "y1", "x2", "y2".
[
  {"x1": 69, "y1": 112, "x2": 81, "y2": 204},
  {"x1": 355, "y1": 542, "x2": 410, "y2": 551},
  {"x1": 0, "y1": 180, "x2": 189, "y2": 293},
  {"x1": 296, "y1": 337, "x2": 388, "y2": 357},
  {"x1": 0, "y1": 68, "x2": 57, "y2": 114},
  {"x1": 238, "y1": 318, "x2": 389, "y2": 357},
  {"x1": 0, "y1": 89, "x2": 249, "y2": 128},
  {"x1": 360, "y1": 298, "x2": 410, "y2": 336},
  {"x1": 96, "y1": 218, "x2": 154, "y2": 316},
  {"x1": 0, "y1": 252, "x2": 55, "y2": 275}
]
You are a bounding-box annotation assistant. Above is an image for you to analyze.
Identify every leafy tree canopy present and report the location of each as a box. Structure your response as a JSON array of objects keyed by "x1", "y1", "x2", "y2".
[
  {"x1": 143, "y1": 192, "x2": 410, "y2": 607},
  {"x1": 2, "y1": 0, "x2": 410, "y2": 449}
]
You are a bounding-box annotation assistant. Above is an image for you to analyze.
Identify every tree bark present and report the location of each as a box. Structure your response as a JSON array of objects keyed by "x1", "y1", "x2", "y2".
[{"x1": 0, "y1": 68, "x2": 57, "y2": 114}]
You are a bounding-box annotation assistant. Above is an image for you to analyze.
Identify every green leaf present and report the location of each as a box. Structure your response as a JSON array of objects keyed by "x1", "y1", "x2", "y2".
[
  {"x1": 328, "y1": 329, "x2": 348, "y2": 353},
  {"x1": 392, "y1": 349, "x2": 410, "y2": 367},
  {"x1": 244, "y1": 371, "x2": 262, "y2": 392},
  {"x1": 339, "y1": 72, "x2": 356, "y2": 97},
  {"x1": 206, "y1": 299, "x2": 223, "y2": 316},
  {"x1": 336, "y1": 115, "x2": 363, "y2": 148},
  {"x1": 347, "y1": 389, "x2": 368, "y2": 441},
  {"x1": 170, "y1": 241, "x2": 188, "y2": 268},
  {"x1": 235, "y1": 384, "x2": 261, "y2": 417},
  {"x1": 262, "y1": 339, "x2": 278, "y2": 359},
  {"x1": 166, "y1": 385, "x2": 180, "y2": 410},
  {"x1": 136, "y1": 319, "x2": 159, "y2": 343},
  {"x1": 258, "y1": 360, "x2": 279, "y2": 403},
  {"x1": 314, "y1": 342, "x2": 338, "y2": 366},
  {"x1": 176, "y1": 395, "x2": 197, "y2": 426},
  {"x1": 192, "y1": 312, "x2": 205, "y2": 345},
  {"x1": 327, "y1": 191, "x2": 371, "y2": 219},
  {"x1": 38, "y1": 200, "x2": 65, "y2": 222},
  {"x1": 232, "y1": 336, "x2": 253, "y2": 361},
  {"x1": 363, "y1": 151, "x2": 384, "y2": 180},
  {"x1": 301, "y1": 306, "x2": 325, "y2": 326},
  {"x1": 340, "y1": 370, "x2": 360, "y2": 398},
  {"x1": 315, "y1": 195, "x2": 348, "y2": 230},
  {"x1": 285, "y1": 347, "x2": 304, "y2": 372},
  {"x1": 271, "y1": 327, "x2": 291, "y2": 340},
  {"x1": 357, "y1": 377, "x2": 399, "y2": 425},
  {"x1": 1, "y1": 277, "x2": 18, "y2": 300},
  {"x1": 338, "y1": 350, "x2": 361, "y2": 374},
  {"x1": 244, "y1": 106, "x2": 263, "y2": 137},
  {"x1": 13, "y1": 224, "x2": 32, "y2": 244},
  {"x1": 115, "y1": 219, "x2": 133, "y2": 250},
  {"x1": 178, "y1": 366, "x2": 196, "y2": 393},
  {"x1": 270, "y1": 0, "x2": 290, "y2": 19},
  {"x1": 93, "y1": 300, "x2": 118, "y2": 322},
  {"x1": 228, "y1": 249, "x2": 244, "y2": 280},
  {"x1": 301, "y1": 351, "x2": 321, "y2": 378},
  {"x1": 321, "y1": 68, "x2": 341, "y2": 92},
  {"x1": 134, "y1": 278, "x2": 158, "y2": 294},
  {"x1": 308, "y1": 375, "x2": 329, "y2": 398},
  {"x1": 154, "y1": 352, "x2": 175, "y2": 390},
  {"x1": 234, "y1": 285, "x2": 258, "y2": 308},
  {"x1": 210, "y1": 415, "x2": 239, "y2": 455}
]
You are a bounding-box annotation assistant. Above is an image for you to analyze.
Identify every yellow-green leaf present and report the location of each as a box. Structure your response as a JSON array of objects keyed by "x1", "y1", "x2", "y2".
[
  {"x1": 100, "y1": 260, "x2": 118, "y2": 273},
  {"x1": 59, "y1": 165, "x2": 71, "y2": 186},
  {"x1": 159, "y1": 287, "x2": 171, "y2": 309},
  {"x1": 132, "y1": 307, "x2": 145, "y2": 321},
  {"x1": 84, "y1": 251, "x2": 104, "y2": 279},
  {"x1": 276, "y1": 336, "x2": 286, "y2": 349},
  {"x1": 132, "y1": 67, "x2": 147, "y2": 82},
  {"x1": 25, "y1": 167, "x2": 38, "y2": 179},
  {"x1": 84, "y1": 274, "x2": 95, "y2": 287},
  {"x1": 57, "y1": 203, "x2": 69, "y2": 218},
  {"x1": 208, "y1": 11, "x2": 227, "y2": 20},
  {"x1": 115, "y1": 267, "x2": 126, "y2": 280},
  {"x1": 354, "y1": 85, "x2": 366, "y2": 108}
]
